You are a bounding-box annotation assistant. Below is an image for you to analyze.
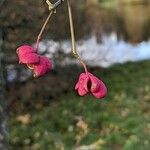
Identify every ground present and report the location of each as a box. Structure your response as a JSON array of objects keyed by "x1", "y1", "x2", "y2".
[{"x1": 9, "y1": 61, "x2": 150, "y2": 150}]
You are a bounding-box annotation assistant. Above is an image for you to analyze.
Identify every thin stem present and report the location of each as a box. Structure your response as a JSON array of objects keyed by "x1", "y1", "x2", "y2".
[
  {"x1": 35, "y1": 11, "x2": 53, "y2": 50},
  {"x1": 67, "y1": 0, "x2": 76, "y2": 54},
  {"x1": 35, "y1": 0, "x2": 64, "y2": 51},
  {"x1": 67, "y1": 0, "x2": 88, "y2": 73}
]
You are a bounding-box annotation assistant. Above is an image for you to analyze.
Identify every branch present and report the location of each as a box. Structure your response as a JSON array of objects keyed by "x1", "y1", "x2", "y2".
[{"x1": 46, "y1": 0, "x2": 64, "y2": 11}]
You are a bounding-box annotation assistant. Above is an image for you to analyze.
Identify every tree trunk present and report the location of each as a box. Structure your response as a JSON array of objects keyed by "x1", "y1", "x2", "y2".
[{"x1": 0, "y1": 30, "x2": 8, "y2": 150}]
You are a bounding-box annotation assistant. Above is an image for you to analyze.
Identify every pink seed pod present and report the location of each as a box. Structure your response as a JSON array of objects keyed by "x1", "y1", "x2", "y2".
[
  {"x1": 33, "y1": 56, "x2": 53, "y2": 78},
  {"x1": 75, "y1": 72, "x2": 107, "y2": 99},
  {"x1": 16, "y1": 45, "x2": 39, "y2": 64}
]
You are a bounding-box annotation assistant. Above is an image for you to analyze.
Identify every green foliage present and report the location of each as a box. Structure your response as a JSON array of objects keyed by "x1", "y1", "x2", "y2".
[{"x1": 9, "y1": 61, "x2": 150, "y2": 150}]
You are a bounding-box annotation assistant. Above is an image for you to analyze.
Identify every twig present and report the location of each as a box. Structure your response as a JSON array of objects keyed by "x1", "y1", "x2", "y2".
[
  {"x1": 35, "y1": 0, "x2": 64, "y2": 51},
  {"x1": 35, "y1": 11, "x2": 53, "y2": 50},
  {"x1": 67, "y1": 0, "x2": 88, "y2": 72}
]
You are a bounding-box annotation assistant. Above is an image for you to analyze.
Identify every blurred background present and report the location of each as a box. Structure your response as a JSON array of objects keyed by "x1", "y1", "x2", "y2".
[{"x1": 0, "y1": 0, "x2": 150, "y2": 149}]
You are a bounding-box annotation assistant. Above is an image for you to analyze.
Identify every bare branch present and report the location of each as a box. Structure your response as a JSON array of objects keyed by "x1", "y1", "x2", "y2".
[{"x1": 46, "y1": 0, "x2": 64, "y2": 11}]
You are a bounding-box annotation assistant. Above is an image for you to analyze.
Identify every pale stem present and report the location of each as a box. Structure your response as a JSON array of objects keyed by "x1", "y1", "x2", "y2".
[
  {"x1": 67, "y1": 0, "x2": 88, "y2": 73},
  {"x1": 35, "y1": 0, "x2": 64, "y2": 51},
  {"x1": 35, "y1": 11, "x2": 53, "y2": 50}
]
